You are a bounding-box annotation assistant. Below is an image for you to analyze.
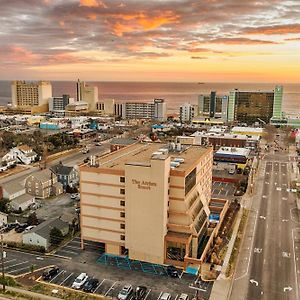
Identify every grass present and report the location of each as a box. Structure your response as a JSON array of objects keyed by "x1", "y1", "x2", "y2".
[{"x1": 225, "y1": 209, "x2": 249, "y2": 277}]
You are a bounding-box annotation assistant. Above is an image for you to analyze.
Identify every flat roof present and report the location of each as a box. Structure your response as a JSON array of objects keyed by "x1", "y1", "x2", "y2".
[
  {"x1": 231, "y1": 127, "x2": 264, "y2": 133},
  {"x1": 215, "y1": 147, "x2": 251, "y2": 157},
  {"x1": 191, "y1": 131, "x2": 260, "y2": 141},
  {"x1": 96, "y1": 142, "x2": 210, "y2": 172}
]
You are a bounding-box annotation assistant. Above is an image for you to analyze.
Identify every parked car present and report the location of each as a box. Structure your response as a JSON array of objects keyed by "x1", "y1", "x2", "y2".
[
  {"x1": 132, "y1": 286, "x2": 147, "y2": 300},
  {"x1": 83, "y1": 278, "x2": 99, "y2": 293},
  {"x1": 178, "y1": 294, "x2": 189, "y2": 300},
  {"x1": 159, "y1": 293, "x2": 171, "y2": 300},
  {"x1": 72, "y1": 273, "x2": 88, "y2": 289},
  {"x1": 166, "y1": 265, "x2": 179, "y2": 278},
  {"x1": 42, "y1": 266, "x2": 60, "y2": 280},
  {"x1": 24, "y1": 225, "x2": 36, "y2": 233},
  {"x1": 118, "y1": 284, "x2": 133, "y2": 300},
  {"x1": 15, "y1": 223, "x2": 28, "y2": 233},
  {"x1": 95, "y1": 142, "x2": 102, "y2": 146}
]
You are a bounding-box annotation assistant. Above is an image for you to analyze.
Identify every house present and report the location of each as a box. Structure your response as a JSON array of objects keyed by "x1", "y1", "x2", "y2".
[
  {"x1": 10, "y1": 193, "x2": 35, "y2": 212},
  {"x1": 22, "y1": 217, "x2": 69, "y2": 250},
  {"x1": 2, "y1": 145, "x2": 37, "y2": 165},
  {"x1": 50, "y1": 163, "x2": 79, "y2": 189},
  {"x1": 0, "y1": 212, "x2": 7, "y2": 226},
  {"x1": 1, "y1": 182, "x2": 35, "y2": 212},
  {"x1": 0, "y1": 157, "x2": 17, "y2": 171},
  {"x1": 25, "y1": 169, "x2": 63, "y2": 199}
]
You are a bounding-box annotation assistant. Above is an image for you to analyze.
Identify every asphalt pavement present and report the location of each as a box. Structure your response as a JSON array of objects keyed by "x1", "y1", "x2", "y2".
[{"x1": 230, "y1": 137, "x2": 300, "y2": 300}]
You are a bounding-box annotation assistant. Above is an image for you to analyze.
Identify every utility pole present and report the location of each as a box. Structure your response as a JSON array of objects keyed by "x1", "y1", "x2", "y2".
[{"x1": 1, "y1": 234, "x2": 5, "y2": 292}]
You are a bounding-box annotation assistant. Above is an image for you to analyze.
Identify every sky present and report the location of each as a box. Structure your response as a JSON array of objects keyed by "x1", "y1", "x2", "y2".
[{"x1": 0, "y1": 0, "x2": 300, "y2": 82}]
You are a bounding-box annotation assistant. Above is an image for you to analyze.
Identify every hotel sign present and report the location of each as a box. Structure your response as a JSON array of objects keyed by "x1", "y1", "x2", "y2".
[{"x1": 132, "y1": 179, "x2": 157, "y2": 190}]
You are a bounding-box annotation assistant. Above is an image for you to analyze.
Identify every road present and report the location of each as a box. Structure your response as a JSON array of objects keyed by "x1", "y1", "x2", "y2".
[
  {"x1": 0, "y1": 143, "x2": 110, "y2": 186},
  {"x1": 230, "y1": 135, "x2": 300, "y2": 300}
]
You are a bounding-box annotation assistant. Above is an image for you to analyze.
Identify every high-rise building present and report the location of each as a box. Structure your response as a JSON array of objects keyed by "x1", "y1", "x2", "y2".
[
  {"x1": 272, "y1": 85, "x2": 283, "y2": 119},
  {"x1": 179, "y1": 103, "x2": 197, "y2": 123},
  {"x1": 49, "y1": 95, "x2": 74, "y2": 114},
  {"x1": 228, "y1": 89, "x2": 274, "y2": 124},
  {"x1": 80, "y1": 142, "x2": 213, "y2": 268},
  {"x1": 11, "y1": 81, "x2": 52, "y2": 109},
  {"x1": 198, "y1": 92, "x2": 228, "y2": 121},
  {"x1": 76, "y1": 79, "x2": 98, "y2": 111}
]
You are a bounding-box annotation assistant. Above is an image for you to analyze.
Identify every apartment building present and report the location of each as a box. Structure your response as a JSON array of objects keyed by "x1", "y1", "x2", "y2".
[
  {"x1": 179, "y1": 103, "x2": 197, "y2": 123},
  {"x1": 80, "y1": 142, "x2": 213, "y2": 268},
  {"x1": 11, "y1": 81, "x2": 52, "y2": 111}
]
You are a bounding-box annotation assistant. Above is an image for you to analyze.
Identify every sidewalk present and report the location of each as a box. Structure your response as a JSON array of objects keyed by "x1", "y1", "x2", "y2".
[{"x1": 0, "y1": 285, "x2": 61, "y2": 300}]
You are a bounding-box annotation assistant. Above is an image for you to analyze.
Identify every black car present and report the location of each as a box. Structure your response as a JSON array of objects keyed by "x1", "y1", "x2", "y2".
[
  {"x1": 132, "y1": 286, "x2": 147, "y2": 300},
  {"x1": 42, "y1": 266, "x2": 59, "y2": 280},
  {"x1": 166, "y1": 265, "x2": 179, "y2": 278},
  {"x1": 15, "y1": 223, "x2": 28, "y2": 233},
  {"x1": 83, "y1": 278, "x2": 99, "y2": 293}
]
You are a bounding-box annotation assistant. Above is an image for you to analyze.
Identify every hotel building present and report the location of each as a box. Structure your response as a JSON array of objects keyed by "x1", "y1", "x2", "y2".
[
  {"x1": 80, "y1": 142, "x2": 213, "y2": 268},
  {"x1": 11, "y1": 80, "x2": 52, "y2": 112},
  {"x1": 76, "y1": 79, "x2": 98, "y2": 111}
]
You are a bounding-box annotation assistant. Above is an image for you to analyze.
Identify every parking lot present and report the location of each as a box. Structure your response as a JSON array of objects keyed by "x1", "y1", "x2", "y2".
[
  {"x1": 212, "y1": 181, "x2": 236, "y2": 199},
  {"x1": 43, "y1": 268, "x2": 210, "y2": 300},
  {"x1": 3, "y1": 250, "x2": 55, "y2": 277},
  {"x1": 54, "y1": 236, "x2": 105, "y2": 261}
]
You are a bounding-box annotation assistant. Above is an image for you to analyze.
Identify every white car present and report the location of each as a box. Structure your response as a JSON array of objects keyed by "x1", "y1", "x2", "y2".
[
  {"x1": 72, "y1": 273, "x2": 88, "y2": 289},
  {"x1": 24, "y1": 225, "x2": 36, "y2": 233},
  {"x1": 118, "y1": 284, "x2": 133, "y2": 300},
  {"x1": 159, "y1": 293, "x2": 171, "y2": 300}
]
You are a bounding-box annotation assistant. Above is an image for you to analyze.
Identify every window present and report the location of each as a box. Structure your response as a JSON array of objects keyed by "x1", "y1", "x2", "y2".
[
  {"x1": 120, "y1": 235, "x2": 125, "y2": 241},
  {"x1": 120, "y1": 212, "x2": 125, "y2": 218},
  {"x1": 120, "y1": 200, "x2": 125, "y2": 206},
  {"x1": 120, "y1": 224, "x2": 125, "y2": 229},
  {"x1": 120, "y1": 188, "x2": 125, "y2": 195},
  {"x1": 120, "y1": 177, "x2": 125, "y2": 183}
]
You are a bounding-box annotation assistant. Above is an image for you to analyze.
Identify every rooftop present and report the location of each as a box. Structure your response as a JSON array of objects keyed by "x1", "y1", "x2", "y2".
[
  {"x1": 50, "y1": 163, "x2": 74, "y2": 175},
  {"x1": 231, "y1": 127, "x2": 264, "y2": 133},
  {"x1": 2, "y1": 182, "x2": 24, "y2": 195},
  {"x1": 11, "y1": 193, "x2": 34, "y2": 205},
  {"x1": 215, "y1": 147, "x2": 251, "y2": 157},
  {"x1": 94, "y1": 142, "x2": 210, "y2": 172}
]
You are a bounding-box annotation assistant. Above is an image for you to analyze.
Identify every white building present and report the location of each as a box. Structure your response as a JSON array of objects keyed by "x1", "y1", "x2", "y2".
[
  {"x1": 179, "y1": 103, "x2": 197, "y2": 123},
  {"x1": 2, "y1": 145, "x2": 37, "y2": 165},
  {"x1": 11, "y1": 81, "x2": 52, "y2": 108},
  {"x1": 76, "y1": 80, "x2": 98, "y2": 111}
]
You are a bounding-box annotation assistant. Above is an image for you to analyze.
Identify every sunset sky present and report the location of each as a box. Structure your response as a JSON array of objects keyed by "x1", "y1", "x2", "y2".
[{"x1": 1, "y1": 0, "x2": 300, "y2": 82}]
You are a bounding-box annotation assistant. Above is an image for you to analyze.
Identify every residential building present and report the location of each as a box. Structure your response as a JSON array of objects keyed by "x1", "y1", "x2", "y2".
[
  {"x1": 11, "y1": 81, "x2": 52, "y2": 112},
  {"x1": 228, "y1": 89, "x2": 274, "y2": 124},
  {"x1": 23, "y1": 217, "x2": 69, "y2": 250},
  {"x1": 49, "y1": 94, "x2": 74, "y2": 114},
  {"x1": 198, "y1": 92, "x2": 228, "y2": 121},
  {"x1": 25, "y1": 169, "x2": 63, "y2": 199},
  {"x1": 50, "y1": 163, "x2": 79, "y2": 189},
  {"x1": 180, "y1": 103, "x2": 197, "y2": 123},
  {"x1": 80, "y1": 142, "x2": 213, "y2": 269},
  {"x1": 0, "y1": 212, "x2": 7, "y2": 226},
  {"x1": 2, "y1": 145, "x2": 37, "y2": 165},
  {"x1": 77, "y1": 79, "x2": 98, "y2": 111},
  {"x1": 1, "y1": 182, "x2": 35, "y2": 212}
]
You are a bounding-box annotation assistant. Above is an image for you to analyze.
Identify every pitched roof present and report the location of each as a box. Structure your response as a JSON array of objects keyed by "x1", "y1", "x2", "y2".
[
  {"x1": 18, "y1": 145, "x2": 32, "y2": 152},
  {"x1": 11, "y1": 193, "x2": 34, "y2": 205},
  {"x1": 2, "y1": 182, "x2": 24, "y2": 195},
  {"x1": 50, "y1": 164, "x2": 74, "y2": 176},
  {"x1": 24, "y1": 217, "x2": 68, "y2": 240},
  {"x1": 30, "y1": 169, "x2": 56, "y2": 182}
]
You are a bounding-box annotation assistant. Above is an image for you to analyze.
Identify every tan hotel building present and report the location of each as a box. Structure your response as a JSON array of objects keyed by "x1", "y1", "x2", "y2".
[{"x1": 80, "y1": 142, "x2": 213, "y2": 268}]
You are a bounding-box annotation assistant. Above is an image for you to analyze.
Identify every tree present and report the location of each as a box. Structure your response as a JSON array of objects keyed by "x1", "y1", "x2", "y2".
[
  {"x1": 49, "y1": 227, "x2": 64, "y2": 246},
  {"x1": 0, "y1": 199, "x2": 10, "y2": 213},
  {"x1": 27, "y1": 212, "x2": 39, "y2": 226}
]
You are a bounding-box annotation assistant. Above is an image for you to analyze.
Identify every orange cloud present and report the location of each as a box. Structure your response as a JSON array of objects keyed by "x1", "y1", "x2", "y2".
[
  {"x1": 87, "y1": 13, "x2": 97, "y2": 20},
  {"x1": 112, "y1": 11, "x2": 179, "y2": 36},
  {"x1": 79, "y1": 0, "x2": 107, "y2": 8},
  {"x1": 243, "y1": 24, "x2": 300, "y2": 35},
  {"x1": 208, "y1": 37, "x2": 279, "y2": 45}
]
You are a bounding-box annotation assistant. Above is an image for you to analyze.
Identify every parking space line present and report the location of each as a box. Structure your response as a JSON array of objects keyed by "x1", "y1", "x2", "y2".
[
  {"x1": 3, "y1": 259, "x2": 17, "y2": 264},
  {"x1": 57, "y1": 249, "x2": 78, "y2": 255},
  {"x1": 144, "y1": 288, "x2": 151, "y2": 300},
  {"x1": 7, "y1": 265, "x2": 31, "y2": 274},
  {"x1": 157, "y1": 292, "x2": 163, "y2": 300},
  {"x1": 93, "y1": 279, "x2": 104, "y2": 294},
  {"x1": 64, "y1": 245, "x2": 80, "y2": 250},
  {"x1": 174, "y1": 294, "x2": 178, "y2": 300},
  {"x1": 50, "y1": 270, "x2": 65, "y2": 283},
  {"x1": 4, "y1": 261, "x2": 29, "y2": 270},
  {"x1": 60, "y1": 272, "x2": 73, "y2": 286},
  {"x1": 105, "y1": 281, "x2": 118, "y2": 296}
]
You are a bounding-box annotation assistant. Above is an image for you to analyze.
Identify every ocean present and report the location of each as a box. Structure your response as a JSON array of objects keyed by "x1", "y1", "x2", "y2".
[{"x1": 0, "y1": 81, "x2": 299, "y2": 116}]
